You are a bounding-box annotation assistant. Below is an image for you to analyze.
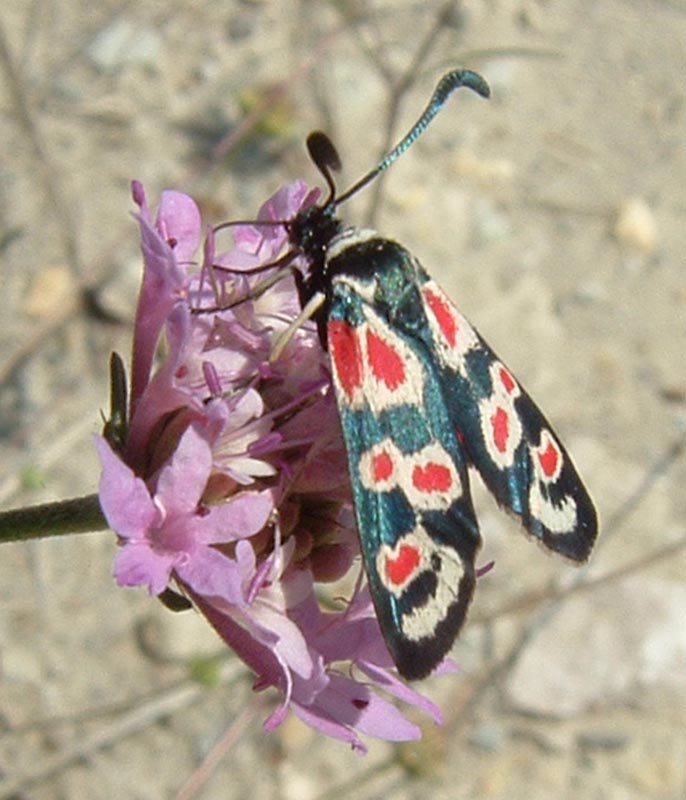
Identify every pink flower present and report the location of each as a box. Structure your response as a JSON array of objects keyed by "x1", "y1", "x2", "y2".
[
  {"x1": 96, "y1": 179, "x2": 451, "y2": 752},
  {"x1": 97, "y1": 426, "x2": 271, "y2": 597}
]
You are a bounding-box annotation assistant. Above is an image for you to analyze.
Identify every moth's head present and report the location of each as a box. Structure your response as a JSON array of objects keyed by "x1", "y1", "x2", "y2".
[
  {"x1": 287, "y1": 131, "x2": 345, "y2": 260},
  {"x1": 287, "y1": 200, "x2": 342, "y2": 261}
]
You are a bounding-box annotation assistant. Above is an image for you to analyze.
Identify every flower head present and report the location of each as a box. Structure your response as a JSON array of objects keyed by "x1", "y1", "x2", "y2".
[{"x1": 97, "y1": 179, "x2": 451, "y2": 753}]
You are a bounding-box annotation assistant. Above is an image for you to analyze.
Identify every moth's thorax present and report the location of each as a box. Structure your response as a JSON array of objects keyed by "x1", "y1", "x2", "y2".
[
  {"x1": 327, "y1": 232, "x2": 426, "y2": 328},
  {"x1": 327, "y1": 227, "x2": 379, "y2": 261},
  {"x1": 326, "y1": 231, "x2": 414, "y2": 283}
]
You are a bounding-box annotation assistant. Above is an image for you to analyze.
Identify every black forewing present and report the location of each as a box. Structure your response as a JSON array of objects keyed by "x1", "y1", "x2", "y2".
[{"x1": 326, "y1": 277, "x2": 481, "y2": 679}]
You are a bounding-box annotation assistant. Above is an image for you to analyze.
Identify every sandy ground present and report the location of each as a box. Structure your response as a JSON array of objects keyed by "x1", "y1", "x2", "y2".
[{"x1": 1, "y1": 1, "x2": 685, "y2": 798}]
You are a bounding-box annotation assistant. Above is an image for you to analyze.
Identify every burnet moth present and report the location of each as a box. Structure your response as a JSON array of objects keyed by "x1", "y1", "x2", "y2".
[{"x1": 258, "y1": 69, "x2": 598, "y2": 679}]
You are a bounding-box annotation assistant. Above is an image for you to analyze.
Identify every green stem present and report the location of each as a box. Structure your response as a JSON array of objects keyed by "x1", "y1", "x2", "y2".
[{"x1": 0, "y1": 493, "x2": 108, "y2": 543}]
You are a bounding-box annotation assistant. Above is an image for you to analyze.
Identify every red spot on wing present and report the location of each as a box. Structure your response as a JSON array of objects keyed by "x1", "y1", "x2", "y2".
[
  {"x1": 424, "y1": 288, "x2": 457, "y2": 347},
  {"x1": 366, "y1": 330, "x2": 406, "y2": 391},
  {"x1": 384, "y1": 543, "x2": 421, "y2": 586},
  {"x1": 329, "y1": 319, "x2": 363, "y2": 402},
  {"x1": 538, "y1": 438, "x2": 561, "y2": 478},
  {"x1": 412, "y1": 462, "x2": 453, "y2": 493},
  {"x1": 491, "y1": 406, "x2": 510, "y2": 453},
  {"x1": 499, "y1": 366, "x2": 516, "y2": 394},
  {"x1": 372, "y1": 450, "x2": 394, "y2": 483}
]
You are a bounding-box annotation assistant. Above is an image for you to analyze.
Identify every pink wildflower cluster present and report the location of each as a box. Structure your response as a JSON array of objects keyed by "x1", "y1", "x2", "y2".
[{"x1": 96, "y1": 180, "x2": 445, "y2": 752}]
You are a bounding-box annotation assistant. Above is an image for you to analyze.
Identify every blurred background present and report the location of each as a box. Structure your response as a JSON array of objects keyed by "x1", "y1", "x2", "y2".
[{"x1": 0, "y1": 1, "x2": 685, "y2": 797}]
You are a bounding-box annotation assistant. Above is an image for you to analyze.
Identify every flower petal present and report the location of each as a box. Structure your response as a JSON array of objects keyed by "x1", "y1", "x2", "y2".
[
  {"x1": 358, "y1": 661, "x2": 443, "y2": 724},
  {"x1": 290, "y1": 702, "x2": 367, "y2": 755},
  {"x1": 96, "y1": 436, "x2": 157, "y2": 539},
  {"x1": 312, "y1": 673, "x2": 422, "y2": 742},
  {"x1": 156, "y1": 190, "x2": 201, "y2": 264},
  {"x1": 201, "y1": 490, "x2": 273, "y2": 544},
  {"x1": 155, "y1": 425, "x2": 212, "y2": 514},
  {"x1": 114, "y1": 541, "x2": 174, "y2": 595},
  {"x1": 177, "y1": 546, "x2": 244, "y2": 604},
  {"x1": 248, "y1": 602, "x2": 313, "y2": 679}
]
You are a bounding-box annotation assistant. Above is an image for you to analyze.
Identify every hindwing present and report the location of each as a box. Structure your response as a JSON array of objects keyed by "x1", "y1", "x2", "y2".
[{"x1": 412, "y1": 270, "x2": 597, "y2": 561}]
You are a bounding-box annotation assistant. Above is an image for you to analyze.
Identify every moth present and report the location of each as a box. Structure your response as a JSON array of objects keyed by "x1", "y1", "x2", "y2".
[{"x1": 266, "y1": 70, "x2": 597, "y2": 679}]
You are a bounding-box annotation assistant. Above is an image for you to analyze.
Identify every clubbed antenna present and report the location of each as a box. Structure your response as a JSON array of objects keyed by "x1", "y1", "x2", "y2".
[
  {"x1": 306, "y1": 131, "x2": 342, "y2": 206},
  {"x1": 334, "y1": 69, "x2": 490, "y2": 207}
]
